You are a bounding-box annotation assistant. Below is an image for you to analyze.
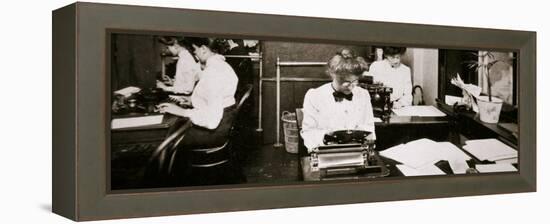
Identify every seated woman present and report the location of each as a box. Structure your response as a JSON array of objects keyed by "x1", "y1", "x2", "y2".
[
  {"x1": 369, "y1": 46, "x2": 413, "y2": 109},
  {"x1": 156, "y1": 37, "x2": 201, "y2": 95},
  {"x1": 300, "y1": 50, "x2": 376, "y2": 151},
  {"x1": 158, "y1": 37, "x2": 238, "y2": 148}
]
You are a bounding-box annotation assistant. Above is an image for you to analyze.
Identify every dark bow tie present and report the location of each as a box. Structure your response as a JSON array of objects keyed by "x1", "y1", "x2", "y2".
[{"x1": 333, "y1": 91, "x2": 353, "y2": 102}]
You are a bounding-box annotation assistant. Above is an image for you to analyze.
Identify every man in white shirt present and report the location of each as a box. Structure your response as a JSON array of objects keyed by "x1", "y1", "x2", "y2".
[
  {"x1": 301, "y1": 50, "x2": 376, "y2": 151},
  {"x1": 369, "y1": 46, "x2": 413, "y2": 109},
  {"x1": 157, "y1": 38, "x2": 201, "y2": 95}
]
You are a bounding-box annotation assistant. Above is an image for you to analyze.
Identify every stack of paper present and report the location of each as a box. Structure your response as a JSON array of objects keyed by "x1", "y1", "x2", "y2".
[
  {"x1": 475, "y1": 163, "x2": 517, "y2": 173},
  {"x1": 445, "y1": 95, "x2": 463, "y2": 106},
  {"x1": 463, "y1": 139, "x2": 518, "y2": 164},
  {"x1": 396, "y1": 164, "x2": 445, "y2": 176},
  {"x1": 380, "y1": 138, "x2": 471, "y2": 176},
  {"x1": 111, "y1": 115, "x2": 164, "y2": 129},
  {"x1": 114, "y1": 86, "x2": 141, "y2": 97},
  {"x1": 392, "y1": 106, "x2": 446, "y2": 117}
]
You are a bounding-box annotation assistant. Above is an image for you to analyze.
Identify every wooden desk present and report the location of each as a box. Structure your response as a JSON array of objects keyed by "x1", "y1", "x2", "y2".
[
  {"x1": 375, "y1": 115, "x2": 450, "y2": 150},
  {"x1": 110, "y1": 114, "x2": 185, "y2": 190},
  {"x1": 111, "y1": 114, "x2": 182, "y2": 145},
  {"x1": 437, "y1": 103, "x2": 518, "y2": 148}
]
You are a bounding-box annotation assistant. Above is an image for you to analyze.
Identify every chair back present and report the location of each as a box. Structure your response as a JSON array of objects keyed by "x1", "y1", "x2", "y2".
[
  {"x1": 188, "y1": 84, "x2": 253, "y2": 167},
  {"x1": 295, "y1": 108, "x2": 304, "y2": 130},
  {"x1": 294, "y1": 108, "x2": 308, "y2": 156}
]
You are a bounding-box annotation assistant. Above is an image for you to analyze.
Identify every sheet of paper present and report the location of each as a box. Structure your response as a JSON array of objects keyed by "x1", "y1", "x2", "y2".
[
  {"x1": 317, "y1": 152, "x2": 364, "y2": 169},
  {"x1": 392, "y1": 106, "x2": 446, "y2": 117},
  {"x1": 434, "y1": 142, "x2": 471, "y2": 161},
  {"x1": 373, "y1": 117, "x2": 383, "y2": 123},
  {"x1": 114, "y1": 86, "x2": 141, "y2": 97},
  {"x1": 111, "y1": 115, "x2": 164, "y2": 129},
  {"x1": 380, "y1": 139, "x2": 471, "y2": 170},
  {"x1": 445, "y1": 95, "x2": 463, "y2": 106},
  {"x1": 475, "y1": 163, "x2": 517, "y2": 173},
  {"x1": 380, "y1": 139, "x2": 440, "y2": 168},
  {"x1": 463, "y1": 138, "x2": 517, "y2": 161},
  {"x1": 397, "y1": 164, "x2": 445, "y2": 176},
  {"x1": 448, "y1": 160, "x2": 469, "y2": 174},
  {"x1": 494, "y1": 158, "x2": 518, "y2": 164}
]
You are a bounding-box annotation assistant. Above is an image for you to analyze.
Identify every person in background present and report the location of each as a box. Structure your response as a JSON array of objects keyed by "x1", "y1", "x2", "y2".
[
  {"x1": 225, "y1": 39, "x2": 254, "y2": 94},
  {"x1": 157, "y1": 37, "x2": 201, "y2": 95},
  {"x1": 300, "y1": 49, "x2": 376, "y2": 151},
  {"x1": 369, "y1": 46, "x2": 413, "y2": 108}
]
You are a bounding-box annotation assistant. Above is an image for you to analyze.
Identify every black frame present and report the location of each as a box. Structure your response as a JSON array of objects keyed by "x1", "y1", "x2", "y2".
[{"x1": 53, "y1": 2, "x2": 536, "y2": 221}]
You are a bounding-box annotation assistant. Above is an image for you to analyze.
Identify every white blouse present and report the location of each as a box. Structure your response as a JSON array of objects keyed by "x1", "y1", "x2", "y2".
[
  {"x1": 186, "y1": 54, "x2": 238, "y2": 129},
  {"x1": 301, "y1": 83, "x2": 376, "y2": 150},
  {"x1": 369, "y1": 60, "x2": 413, "y2": 108},
  {"x1": 166, "y1": 49, "x2": 201, "y2": 94}
]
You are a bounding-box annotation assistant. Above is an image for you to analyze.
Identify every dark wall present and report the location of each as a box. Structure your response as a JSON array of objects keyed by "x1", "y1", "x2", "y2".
[
  {"x1": 260, "y1": 41, "x2": 370, "y2": 144},
  {"x1": 111, "y1": 34, "x2": 163, "y2": 92},
  {"x1": 437, "y1": 49, "x2": 477, "y2": 100}
]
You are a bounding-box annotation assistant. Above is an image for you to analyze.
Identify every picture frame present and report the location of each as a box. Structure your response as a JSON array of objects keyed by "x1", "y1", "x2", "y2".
[{"x1": 52, "y1": 2, "x2": 536, "y2": 221}]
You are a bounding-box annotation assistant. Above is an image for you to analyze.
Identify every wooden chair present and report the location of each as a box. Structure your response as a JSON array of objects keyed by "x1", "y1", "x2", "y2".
[
  {"x1": 147, "y1": 84, "x2": 253, "y2": 186},
  {"x1": 295, "y1": 108, "x2": 308, "y2": 157}
]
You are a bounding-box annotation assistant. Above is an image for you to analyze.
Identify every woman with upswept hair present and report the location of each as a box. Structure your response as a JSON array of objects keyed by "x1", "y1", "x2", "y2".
[{"x1": 300, "y1": 49, "x2": 376, "y2": 151}]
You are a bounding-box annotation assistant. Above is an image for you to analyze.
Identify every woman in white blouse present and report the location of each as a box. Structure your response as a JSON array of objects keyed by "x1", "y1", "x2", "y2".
[
  {"x1": 301, "y1": 50, "x2": 376, "y2": 151},
  {"x1": 158, "y1": 37, "x2": 238, "y2": 148},
  {"x1": 156, "y1": 38, "x2": 201, "y2": 95},
  {"x1": 368, "y1": 46, "x2": 413, "y2": 109}
]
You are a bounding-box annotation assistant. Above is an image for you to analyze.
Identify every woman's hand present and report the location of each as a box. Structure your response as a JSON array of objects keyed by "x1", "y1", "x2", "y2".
[
  {"x1": 157, "y1": 103, "x2": 188, "y2": 117},
  {"x1": 156, "y1": 80, "x2": 168, "y2": 90}
]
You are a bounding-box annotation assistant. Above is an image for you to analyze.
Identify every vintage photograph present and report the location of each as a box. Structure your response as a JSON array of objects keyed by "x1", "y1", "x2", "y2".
[{"x1": 109, "y1": 32, "x2": 518, "y2": 190}]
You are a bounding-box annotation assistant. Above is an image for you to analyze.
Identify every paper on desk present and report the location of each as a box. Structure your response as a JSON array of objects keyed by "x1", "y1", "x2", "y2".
[
  {"x1": 373, "y1": 117, "x2": 383, "y2": 123},
  {"x1": 317, "y1": 152, "x2": 364, "y2": 169},
  {"x1": 445, "y1": 95, "x2": 463, "y2": 106},
  {"x1": 494, "y1": 158, "x2": 518, "y2": 164},
  {"x1": 114, "y1": 86, "x2": 141, "y2": 98},
  {"x1": 392, "y1": 106, "x2": 446, "y2": 117},
  {"x1": 111, "y1": 115, "x2": 164, "y2": 129},
  {"x1": 397, "y1": 164, "x2": 445, "y2": 176},
  {"x1": 475, "y1": 163, "x2": 517, "y2": 173},
  {"x1": 463, "y1": 138, "x2": 517, "y2": 161},
  {"x1": 448, "y1": 160, "x2": 470, "y2": 174},
  {"x1": 380, "y1": 139, "x2": 471, "y2": 169},
  {"x1": 380, "y1": 139, "x2": 441, "y2": 168}
]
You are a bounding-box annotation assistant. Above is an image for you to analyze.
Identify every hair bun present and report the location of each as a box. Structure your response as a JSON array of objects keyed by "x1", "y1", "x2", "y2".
[{"x1": 339, "y1": 48, "x2": 355, "y2": 59}]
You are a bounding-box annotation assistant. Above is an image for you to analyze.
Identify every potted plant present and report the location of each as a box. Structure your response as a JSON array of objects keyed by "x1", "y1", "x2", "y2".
[{"x1": 464, "y1": 51, "x2": 513, "y2": 123}]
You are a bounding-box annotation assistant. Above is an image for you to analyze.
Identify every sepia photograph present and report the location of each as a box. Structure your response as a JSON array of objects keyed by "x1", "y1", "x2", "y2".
[
  {"x1": 49, "y1": 2, "x2": 537, "y2": 221},
  {"x1": 109, "y1": 32, "x2": 519, "y2": 191}
]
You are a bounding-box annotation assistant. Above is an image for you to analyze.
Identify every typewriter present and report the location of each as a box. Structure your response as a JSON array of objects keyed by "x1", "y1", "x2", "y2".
[
  {"x1": 359, "y1": 76, "x2": 393, "y2": 122},
  {"x1": 112, "y1": 88, "x2": 173, "y2": 115},
  {"x1": 309, "y1": 130, "x2": 390, "y2": 180}
]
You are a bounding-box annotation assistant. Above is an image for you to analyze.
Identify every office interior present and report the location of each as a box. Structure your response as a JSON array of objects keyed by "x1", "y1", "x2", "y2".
[{"x1": 110, "y1": 33, "x2": 518, "y2": 190}]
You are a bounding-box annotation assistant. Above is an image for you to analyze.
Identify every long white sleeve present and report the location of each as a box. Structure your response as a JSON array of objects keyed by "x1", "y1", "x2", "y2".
[
  {"x1": 394, "y1": 71, "x2": 413, "y2": 108},
  {"x1": 186, "y1": 76, "x2": 225, "y2": 129},
  {"x1": 185, "y1": 55, "x2": 238, "y2": 129},
  {"x1": 301, "y1": 89, "x2": 328, "y2": 150},
  {"x1": 169, "y1": 50, "x2": 201, "y2": 94}
]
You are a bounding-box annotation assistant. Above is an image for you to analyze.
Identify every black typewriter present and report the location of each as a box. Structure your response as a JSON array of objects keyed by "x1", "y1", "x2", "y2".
[
  {"x1": 359, "y1": 76, "x2": 393, "y2": 122},
  {"x1": 309, "y1": 130, "x2": 390, "y2": 180},
  {"x1": 112, "y1": 88, "x2": 186, "y2": 116}
]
